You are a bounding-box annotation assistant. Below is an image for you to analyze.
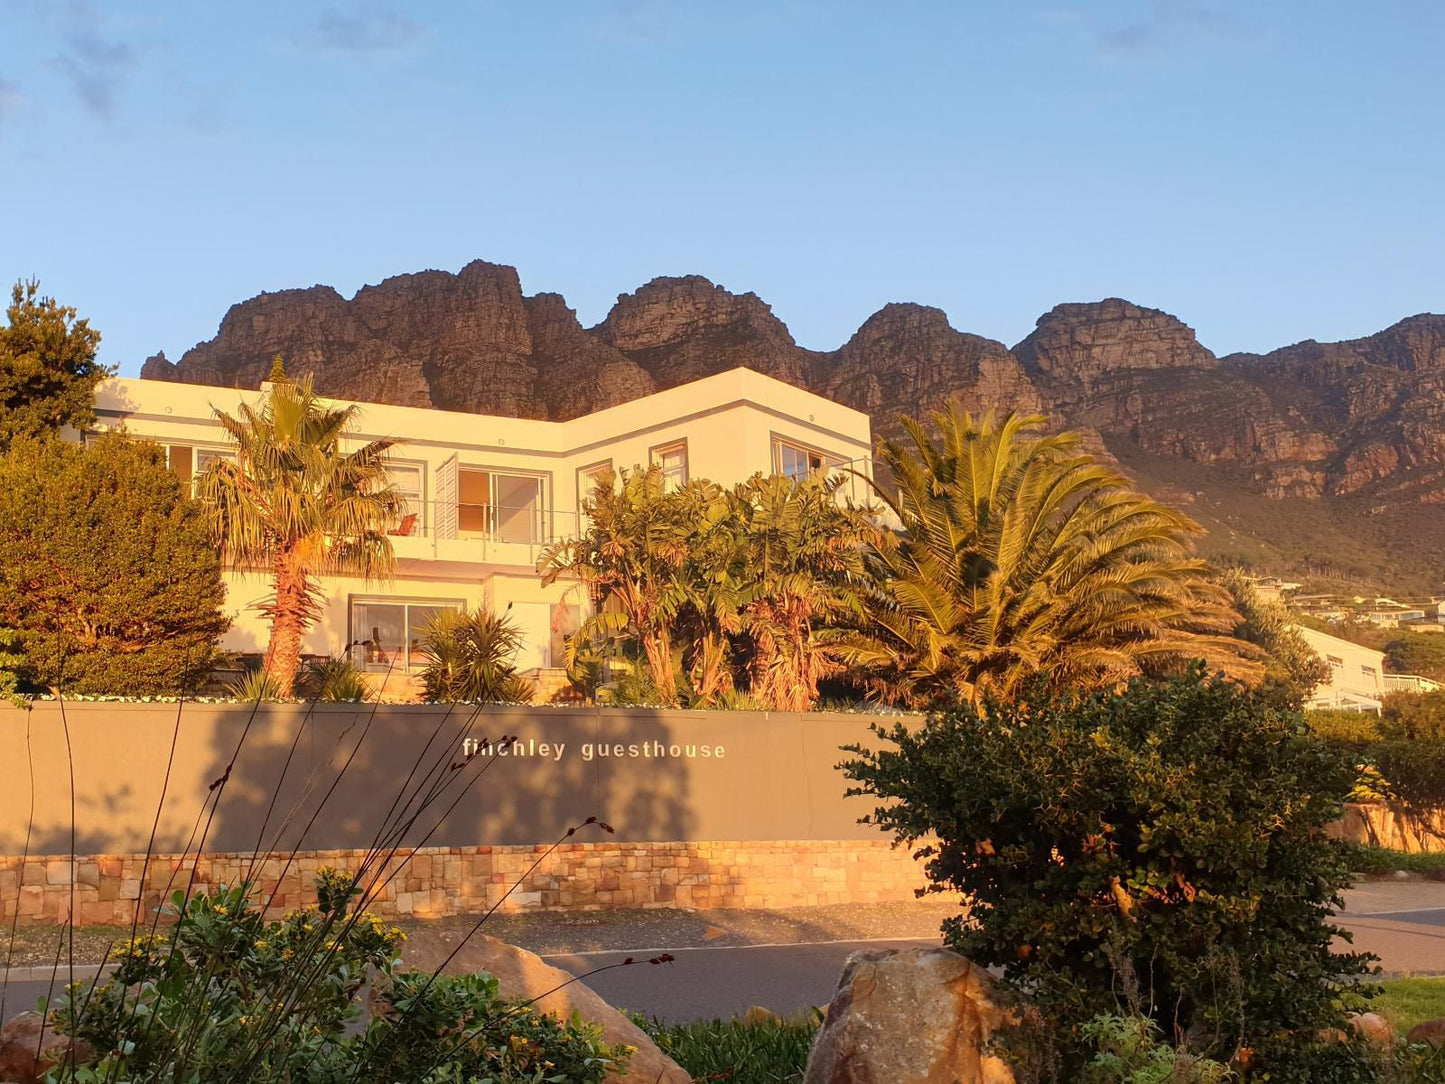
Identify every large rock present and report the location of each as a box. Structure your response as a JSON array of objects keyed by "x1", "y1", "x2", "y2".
[
  {"x1": 395, "y1": 929, "x2": 689, "y2": 1084},
  {"x1": 0, "y1": 1013, "x2": 89, "y2": 1084},
  {"x1": 804, "y1": 945, "x2": 1015, "y2": 1084},
  {"x1": 1407, "y1": 1016, "x2": 1445, "y2": 1048}
]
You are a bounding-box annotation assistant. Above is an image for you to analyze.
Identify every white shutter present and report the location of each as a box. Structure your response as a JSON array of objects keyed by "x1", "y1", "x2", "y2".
[{"x1": 435, "y1": 454, "x2": 459, "y2": 540}]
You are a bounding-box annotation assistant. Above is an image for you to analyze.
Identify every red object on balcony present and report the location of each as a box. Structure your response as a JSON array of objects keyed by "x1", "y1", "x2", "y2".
[{"x1": 392, "y1": 513, "x2": 417, "y2": 537}]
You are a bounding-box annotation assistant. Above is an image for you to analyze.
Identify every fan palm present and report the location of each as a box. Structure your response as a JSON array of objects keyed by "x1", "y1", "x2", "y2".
[
  {"x1": 196, "y1": 371, "x2": 403, "y2": 697},
  {"x1": 845, "y1": 405, "x2": 1258, "y2": 706}
]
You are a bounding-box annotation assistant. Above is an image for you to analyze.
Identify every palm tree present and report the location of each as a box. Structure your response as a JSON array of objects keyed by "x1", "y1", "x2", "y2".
[
  {"x1": 196, "y1": 370, "x2": 403, "y2": 697},
  {"x1": 844, "y1": 406, "x2": 1258, "y2": 706},
  {"x1": 731, "y1": 473, "x2": 876, "y2": 712},
  {"x1": 538, "y1": 465, "x2": 695, "y2": 702}
]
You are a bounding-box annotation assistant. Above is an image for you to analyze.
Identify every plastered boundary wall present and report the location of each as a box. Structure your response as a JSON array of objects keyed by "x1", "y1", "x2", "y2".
[{"x1": 0, "y1": 703, "x2": 941, "y2": 925}]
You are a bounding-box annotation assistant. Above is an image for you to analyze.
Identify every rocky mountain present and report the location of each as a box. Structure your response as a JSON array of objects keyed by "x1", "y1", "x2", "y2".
[{"x1": 141, "y1": 260, "x2": 1445, "y2": 589}]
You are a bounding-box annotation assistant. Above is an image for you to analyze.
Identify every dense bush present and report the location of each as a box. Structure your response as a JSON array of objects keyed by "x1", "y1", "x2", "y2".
[
  {"x1": 0, "y1": 434, "x2": 229, "y2": 695},
  {"x1": 844, "y1": 668, "x2": 1374, "y2": 1074},
  {"x1": 51, "y1": 876, "x2": 628, "y2": 1083}
]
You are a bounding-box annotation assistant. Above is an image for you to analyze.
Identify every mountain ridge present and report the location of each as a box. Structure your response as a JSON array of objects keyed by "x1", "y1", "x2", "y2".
[{"x1": 140, "y1": 260, "x2": 1445, "y2": 589}]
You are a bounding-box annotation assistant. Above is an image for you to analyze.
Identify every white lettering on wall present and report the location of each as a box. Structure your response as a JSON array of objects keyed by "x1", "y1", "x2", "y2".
[{"x1": 460, "y1": 737, "x2": 726, "y2": 762}]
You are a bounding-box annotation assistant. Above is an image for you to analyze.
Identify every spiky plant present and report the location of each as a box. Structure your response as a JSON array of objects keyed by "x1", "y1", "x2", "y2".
[
  {"x1": 842, "y1": 406, "x2": 1259, "y2": 706},
  {"x1": 304, "y1": 655, "x2": 373, "y2": 703},
  {"x1": 195, "y1": 374, "x2": 404, "y2": 697},
  {"x1": 417, "y1": 607, "x2": 536, "y2": 704}
]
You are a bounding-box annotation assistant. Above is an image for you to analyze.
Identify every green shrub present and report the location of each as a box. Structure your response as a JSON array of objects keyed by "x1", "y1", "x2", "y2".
[
  {"x1": 843, "y1": 668, "x2": 1375, "y2": 1073},
  {"x1": 225, "y1": 667, "x2": 287, "y2": 703},
  {"x1": 1309, "y1": 709, "x2": 1387, "y2": 746},
  {"x1": 417, "y1": 607, "x2": 535, "y2": 704},
  {"x1": 50, "y1": 876, "x2": 628, "y2": 1083},
  {"x1": 0, "y1": 279, "x2": 108, "y2": 448},
  {"x1": 0, "y1": 434, "x2": 229, "y2": 695},
  {"x1": 304, "y1": 655, "x2": 373, "y2": 702},
  {"x1": 1080, "y1": 1014, "x2": 1233, "y2": 1083},
  {"x1": 635, "y1": 1013, "x2": 818, "y2": 1083}
]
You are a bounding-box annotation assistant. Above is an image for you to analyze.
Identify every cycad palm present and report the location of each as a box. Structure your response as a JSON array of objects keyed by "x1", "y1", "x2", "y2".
[
  {"x1": 732, "y1": 473, "x2": 874, "y2": 711},
  {"x1": 849, "y1": 406, "x2": 1257, "y2": 705},
  {"x1": 196, "y1": 372, "x2": 403, "y2": 696}
]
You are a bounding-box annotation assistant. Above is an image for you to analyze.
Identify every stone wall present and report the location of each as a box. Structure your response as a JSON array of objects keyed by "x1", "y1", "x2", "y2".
[
  {"x1": 0, "y1": 839, "x2": 937, "y2": 926},
  {"x1": 1329, "y1": 802, "x2": 1445, "y2": 853}
]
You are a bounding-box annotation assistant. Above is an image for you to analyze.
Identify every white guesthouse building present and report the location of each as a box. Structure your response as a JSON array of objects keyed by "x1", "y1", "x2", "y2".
[{"x1": 93, "y1": 368, "x2": 875, "y2": 697}]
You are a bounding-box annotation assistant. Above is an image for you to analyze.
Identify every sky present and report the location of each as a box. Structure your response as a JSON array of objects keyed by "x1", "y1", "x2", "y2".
[{"x1": 2, "y1": 1, "x2": 1442, "y2": 376}]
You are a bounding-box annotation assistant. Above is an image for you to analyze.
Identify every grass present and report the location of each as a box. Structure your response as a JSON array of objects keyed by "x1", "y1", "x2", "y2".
[
  {"x1": 1341, "y1": 843, "x2": 1445, "y2": 879},
  {"x1": 1376, "y1": 976, "x2": 1445, "y2": 1035},
  {"x1": 635, "y1": 1013, "x2": 820, "y2": 1084}
]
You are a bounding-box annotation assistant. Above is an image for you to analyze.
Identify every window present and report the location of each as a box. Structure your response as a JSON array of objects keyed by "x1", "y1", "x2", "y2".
[
  {"x1": 349, "y1": 598, "x2": 462, "y2": 672},
  {"x1": 650, "y1": 441, "x2": 688, "y2": 492},
  {"x1": 578, "y1": 461, "x2": 613, "y2": 506},
  {"x1": 1361, "y1": 665, "x2": 1378, "y2": 682},
  {"x1": 1326, "y1": 654, "x2": 1344, "y2": 673},
  {"x1": 773, "y1": 438, "x2": 829, "y2": 482},
  {"x1": 387, "y1": 462, "x2": 425, "y2": 535},
  {"x1": 161, "y1": 443, "x2": 235, "y2": 490},
  {"x1": 458, "y1": 469, "x2": 546, "y2": 544}
]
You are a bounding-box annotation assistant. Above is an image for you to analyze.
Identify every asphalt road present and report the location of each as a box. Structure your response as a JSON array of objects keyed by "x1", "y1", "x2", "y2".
[{"x1": 4, "y1": 888, "x2": 1443, "y2": 1027}]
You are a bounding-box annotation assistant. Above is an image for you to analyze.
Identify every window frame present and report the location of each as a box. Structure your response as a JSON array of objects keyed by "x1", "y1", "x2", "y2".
[
  {"x1": 347, "y1": 595, "x2": 466, "y2": 674},
  {"x1": 649, "y1": 439, "x2": 689, "y2": 492},
  {"x1": 771, "y1": 434, "x2": 834, "y2": 482}
]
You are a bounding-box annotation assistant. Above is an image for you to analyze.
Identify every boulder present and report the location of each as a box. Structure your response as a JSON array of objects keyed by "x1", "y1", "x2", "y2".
[
  {"x1": 805, "y1": 945, "x2": 1016, "y2": 1084},
  {"x1": 395, "y1": 929, "x2": 689, "y2": 1084},
  {"x1": 0, "y1": 1013, "x2": 90, "y2": 1084},
  {"x1": 1349, "y1": 1011, "x2": 1395, "y2": 1046},
  {"x1": 1407, "y1": 1017, "x2": 1445, "y2": 1048}
]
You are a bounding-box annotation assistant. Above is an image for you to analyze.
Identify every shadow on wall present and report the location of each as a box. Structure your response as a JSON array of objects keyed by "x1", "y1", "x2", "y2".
[{"x1": 193, "y1": 704, "x2": 698, "y2": 855}]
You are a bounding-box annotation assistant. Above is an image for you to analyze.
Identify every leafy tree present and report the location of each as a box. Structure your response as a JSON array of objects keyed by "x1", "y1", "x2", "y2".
[
  {"x1": 196, "y1": 373, "x2": 403, "y2": 697},
  {"x1": 844, "y1": 407, "x2": 1258, "y2": 706},
  {"x1": 843, "y1": 668, "x2": 1375, "y2": 1074},
  {"x1": 417, "y1": 607, "x2": 535, "y2": 703},
  {"x1": 538, "y1": 465, "x2": 696, "y2": 702},
  {"x1": 0, "y1": 280, "x2": 110, "y2": 447},
  {"x1": 730, "y1": 473, "x2": 875, "y2": 711},
  {"x1": 0, "y1": 435, "x2": 228, "y2": 694},
  {"x1": 1219, "y1": 568, "x2": 1329, "y2": 707},
  {"x1": 1384, "y1": 631, "x2": 1445, "y2": 681}
]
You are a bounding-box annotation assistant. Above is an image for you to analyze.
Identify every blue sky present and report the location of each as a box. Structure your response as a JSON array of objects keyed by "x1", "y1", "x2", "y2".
[{"x1": 2, "y1": 1, "x2": 1442, "y2": 376}]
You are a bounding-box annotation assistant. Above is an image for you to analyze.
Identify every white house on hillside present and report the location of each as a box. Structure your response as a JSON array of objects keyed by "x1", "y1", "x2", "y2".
[{"x1": 1297, "y1": 625, "x2": 1386, "y2": 712}]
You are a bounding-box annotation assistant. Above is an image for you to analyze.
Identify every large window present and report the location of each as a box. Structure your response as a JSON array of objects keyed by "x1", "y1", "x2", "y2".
[
  {"x1": 650, "y1": 440, "x2": 688, "y2": 492},
  {"x1": 773, "y1": 437, "x2": 830, "y2": 482},
  {"x1": 458, "y1": 469, "x2": 546, "y2": 543},
  {"x1": 349, "y1": 598, "x2": 462, "y2": 673}
]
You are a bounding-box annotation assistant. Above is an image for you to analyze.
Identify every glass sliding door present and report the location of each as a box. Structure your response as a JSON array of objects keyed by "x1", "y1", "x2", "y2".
[{"x1": 491, "y1": 473, "x2": 542, "y2": 543}]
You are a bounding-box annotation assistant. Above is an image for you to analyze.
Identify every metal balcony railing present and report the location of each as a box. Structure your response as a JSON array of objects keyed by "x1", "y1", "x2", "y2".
[{"x1": 386, "y1": 501, "x2": 582, "y2": 547}]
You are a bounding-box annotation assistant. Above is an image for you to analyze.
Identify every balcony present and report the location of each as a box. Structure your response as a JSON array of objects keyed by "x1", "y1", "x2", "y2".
[{"x1": 385, "y1": 501, "x2": 584, "y2": 568}]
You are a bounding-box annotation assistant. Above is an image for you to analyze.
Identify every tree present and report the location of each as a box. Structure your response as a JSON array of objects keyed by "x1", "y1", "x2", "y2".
[
  {"x1": 196, "y1": 373, "x2": 403, "y2": 697},
  {"x1": 844, "y1": 407, "x2": 1258, "y2": 706},
  {"x1": 843, "y1": 668, "x2": 1374, "y2": 1074},
  {"x1": 0, "y1": 280, "x2": 110, "y2": 447},
  {"x1": 538, "y1": 465, "x2": 698, "y2": 702},
  {"x1": 1218, "y1": 568, "x2": 1329, "y2": 708},
  {"x1": 0, "y1": 434, "x2": 228, "y2": 694},
  {"x1": 1384, "y1": 631, "x2": 1445, "y2": 681},
  {"x1": 730, "y1": 473, "x2": 875, "y2": 711}
]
